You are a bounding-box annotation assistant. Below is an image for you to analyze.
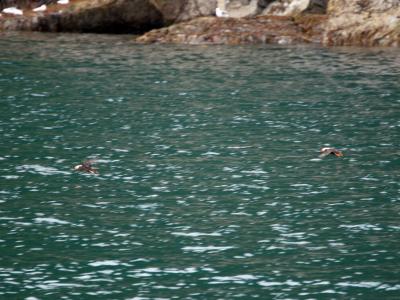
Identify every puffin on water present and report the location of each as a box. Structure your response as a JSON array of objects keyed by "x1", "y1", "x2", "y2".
[
  {"x1": 319, "y1": 147, "x2": 344, "y2": 158},
  {"x1": 73, "y1": 160, "x2": 98, "y2": 174}
]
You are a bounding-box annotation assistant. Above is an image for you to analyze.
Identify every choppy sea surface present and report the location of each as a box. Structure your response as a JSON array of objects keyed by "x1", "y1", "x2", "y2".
[{"x1": 0, "y1": 32, "x2": 399, "y2": 300}]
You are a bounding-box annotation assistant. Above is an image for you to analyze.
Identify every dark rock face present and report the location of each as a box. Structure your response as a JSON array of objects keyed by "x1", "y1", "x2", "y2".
[
  {"x1": 0, "y1": 0, "x2": 165, "y2": 34},
  {"x1": 38, "y1": 0, "x2": 164, "y2": 33},
  {"x1": 0, "y1": 0, "x2": 55, "y2": 10},
  {"x1": 0, "y1": 0, "x2": 217, "y2": 34}
]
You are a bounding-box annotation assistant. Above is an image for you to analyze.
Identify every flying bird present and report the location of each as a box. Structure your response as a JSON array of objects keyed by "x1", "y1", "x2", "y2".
[
  {"x1": 319, "y1": 147, "x2": 344, "y2": 158},
  {"x1": 73, "y1": 160, "x2": 98, "y2": 174}
]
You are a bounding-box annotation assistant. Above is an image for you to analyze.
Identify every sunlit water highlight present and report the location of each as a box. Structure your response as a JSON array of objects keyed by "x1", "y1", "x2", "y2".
[{"x1": 0, "y1": 32, "x2": 400, "y2": 299}]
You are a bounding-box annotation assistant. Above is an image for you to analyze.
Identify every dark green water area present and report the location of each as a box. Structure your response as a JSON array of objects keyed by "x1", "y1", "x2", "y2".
[{"x1": 0, "y1": 32, "x2": 399, "y2": 299}]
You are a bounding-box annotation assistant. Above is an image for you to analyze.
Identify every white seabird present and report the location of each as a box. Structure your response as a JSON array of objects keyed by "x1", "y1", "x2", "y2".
[
  {"x1": 57, "y1": 0, "x2": 70, "y2": 4},
  {"x1": 215, "y1": 7, "x2": 229, "y2": 17},
  {"x1": 2, "y1": 7, "x2": 23, "y2": 15},
  {"x1": 33, "y1": 4, "x2": 47, "y2": 12}
]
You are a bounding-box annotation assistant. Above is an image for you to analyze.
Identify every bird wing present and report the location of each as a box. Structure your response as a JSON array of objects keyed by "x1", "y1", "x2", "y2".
[{"x1": 318, "y1": 151, "x2": 330, "y2": 158}]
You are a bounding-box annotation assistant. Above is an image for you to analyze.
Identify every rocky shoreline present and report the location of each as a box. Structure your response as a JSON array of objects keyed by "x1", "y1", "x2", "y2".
[
  {"x1": 136, "y1": 15, "x2": 327, "y2": 45},
  {"x1": 0, "y1": 0, "x2": 399, "y2": 47}
]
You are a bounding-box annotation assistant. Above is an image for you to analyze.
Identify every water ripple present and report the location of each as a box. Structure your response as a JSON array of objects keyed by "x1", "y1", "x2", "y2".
[{"x1": 0, "y1": 33, "x2": 399, "y2": 299}]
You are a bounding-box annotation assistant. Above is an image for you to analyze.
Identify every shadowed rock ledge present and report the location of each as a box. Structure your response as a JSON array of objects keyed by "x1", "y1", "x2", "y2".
[{"x1": 135, "y1": 15, "x2": 327, "y2": 45}]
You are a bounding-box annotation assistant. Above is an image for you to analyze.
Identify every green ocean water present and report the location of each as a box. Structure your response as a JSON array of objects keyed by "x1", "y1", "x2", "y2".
[{"x1": 0, "y1": 32, "x2": 399, "y2": 299}]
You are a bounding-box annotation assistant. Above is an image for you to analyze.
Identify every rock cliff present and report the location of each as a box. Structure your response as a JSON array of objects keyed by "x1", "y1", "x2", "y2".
[
  {"x1": 0, "y1": 0, "x2": 217, "y2": 33},
  {"x1": 0, "y1": 0, "x2": 164, "y2": 33},
  {"x1": 0, "y1": 0, "x2": 399, "y2": 46},
  {"x1": 323, "y1": 0, "x2": 400, "y2": 46}
]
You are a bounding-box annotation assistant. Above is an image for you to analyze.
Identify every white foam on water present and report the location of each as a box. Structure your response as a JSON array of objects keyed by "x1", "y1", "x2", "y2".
[
  {"x1": 34, "y1": 217, "x2": 70, "y2": 225},
  {"x1": 74, "y1": 274, "x2": 92, "y2": 281},
  {"x1": 336, "y1": 281, "x2": 382, "y2": 288},
  {"x1": 137, "y1": 203, "x2": 159, "y2": 210},
  {"x1": 172, "y1": 231, "x2": 221, "y2": 237},
  {"x1": 223, "y1": 167, "x2": 236, "y2": 172},
  {"x1": 227, "y1": 146, "x2": 251, "y2": 149},
  {"x1": 113, "y1": 148, "x2": 129, "y2": 153},
  {"x1": 257, "y1": 281, "x2": 283, "y2": 287},
  {"x1": 211, "y1": 274, "x2": 259, "y2": 282},
  {"x1": 16, "y1": 164, "x2": 70, "y2": 176},
  {"x1": 389, "y1": 225, "x2": 400, "y2": 231},
  {"x1": 291, "y1": 183, "x2": 312, "y2": 187},
  {"x1": 92, "y1": 243, "x2": 110, "y2": 247},
  {"x1": 164, "y1": 267, "x2": 197, "y2": 274},
  {"x1": 258, "y1": 279, "x2": 301, "y2": 287},
  {"x1": 339, "y1": 224, "x2": 382, "y2": 231},
  {"x1": 241, "y1": 169, "x2": 267, "y2": 174},
  {"x1": 182, "y1": 246, "x2": 235, "y2": 253},
  {"x1": 202, "y1": 151, "x2": 220, "y2": 156},
  {"x1": 309, "y1": 158, "x2": 322, "y2": 162},
  {"x1": 321, "y1": 289, "x2": 338, "y2": 294},
  {"x1": 280, "y1": 241, "x2": 310, "y2": 245},
  {"x1": 281, "y1": 232, "x2": 306, "y2": 238},
  {"x1": 98, "y1": 269, "x2": 114, "y2": 275},
  {"x1": 271, "y1": 224, "x2": 290, "y2": 233},
  {"x1": 136, "y1": 267, "x2": 161, "y2": 273},
  {"x1": 361, "y1": 176, "x2": 379, "y2": 181},
  {"x1": 88, "y1": 260, "x2": 121, "y2": 267},
  {"x1": 2, "y1": 175, "x2": 19, "y2": 179},
  {"x1": 36, "y1": 282, "x2": 86, "y2": 290},
  {"x1": 151, "y1": 186, "x2": 169, "y2": 192},
  {"x1": 93, "y1": 159, "x2": 116, "y2": 163},
  {"x1": 242, "y1": 184, "x2": 270, "y2": 190}
]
